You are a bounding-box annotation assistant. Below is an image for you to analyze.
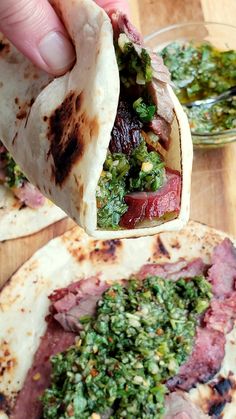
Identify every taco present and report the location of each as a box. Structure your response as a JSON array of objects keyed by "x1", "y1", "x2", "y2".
[
  {"x1": 0, "y1": 142, "x2": 66, "y2": 241},
  {"x1": 0, "y1": 221, "x2": 236, "y2": 418},
  {"x1": 0, "y1": 0, "x2": 192, "y2": 239}
]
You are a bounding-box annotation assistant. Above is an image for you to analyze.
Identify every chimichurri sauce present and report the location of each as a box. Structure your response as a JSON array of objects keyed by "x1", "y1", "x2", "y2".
[
  {"x1": 42, "y1": 275, "x2": 212, "y2": 419},
  {"x1": 96, "y1": 140, "x2": 165, "y2": 230},
  {"x1": 0, "y1": 144, "x2": 26, "y2": 188},
  {"x1": 96, "y1": 32, "x2": 171, "y2": 230},
  {"x1": 186, "y1": 98, "x2": 236, "y2": 134},
  {"x1": 161, "y1": 41, "x2": 236, "y2": 134}
]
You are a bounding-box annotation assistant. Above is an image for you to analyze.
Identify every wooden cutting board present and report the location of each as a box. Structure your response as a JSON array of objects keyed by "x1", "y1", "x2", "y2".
[{"x1": 1, "y1": 0, "x2": 236, "y2": 285}]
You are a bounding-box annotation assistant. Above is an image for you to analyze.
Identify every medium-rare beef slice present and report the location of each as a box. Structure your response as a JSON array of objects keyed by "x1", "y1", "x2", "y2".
[
  {"x1": 207, "y1": 238, "x2": 236, "y2": 297},
  {"x1": 11, "y1": 317, "x2": 75, "y2": 419},
  {"x1": 137, "y1": 258, "x2": 206, "y2": 281},
  {"x1": 50, "y1": 276, "x2": 110, "y2": 333},
  {"x1": 166, "y1": 327, "x2": 226, "y2": 391},
  {"x1": 149, "y1": 115, "x2": 171, "y2": 150},
  {"x1": 204, "y1": 292, "x2": 236, "y2": 334},
  {"x1": 109, "y1": 99, "x2": 143, "y2": 155}
]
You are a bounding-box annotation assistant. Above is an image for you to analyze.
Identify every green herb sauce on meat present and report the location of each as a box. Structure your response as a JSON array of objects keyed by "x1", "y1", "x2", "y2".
[
  {"x1": 95, "y1": 31, "x2": 169, "y2": 230},
  {"x1": 96, "y1": 140, "x2": 165, "y2": 229},
  {"x1": 161, "y1": 41, "x2": 236, "y2": 134},
  {"x1": 116, "y1": 34, "x2": 153, "y2": 87},
  {"x1": 96, "y1": 153, "x2": 130, "y2": 229},
  {"x1": 2, "y1": 150, "x2": 26, "y2": 188},
  {"x1": 42, "y1": 275, "x2": 212, "y2": 418},
  {"x1": 133, "y1": 98, "x2": 156, "y2": 123}
]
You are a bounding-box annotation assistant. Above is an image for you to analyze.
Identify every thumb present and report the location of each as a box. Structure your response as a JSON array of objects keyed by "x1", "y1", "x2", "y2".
[
  {"x1": 0, "y1": 0, "x2": 75, "y2": 75},
  {"x1": 95, "y1": 0, "x2": 130, "y2": 17}
]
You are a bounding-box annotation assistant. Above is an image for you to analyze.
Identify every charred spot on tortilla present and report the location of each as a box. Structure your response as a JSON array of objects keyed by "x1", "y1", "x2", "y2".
[
  {"x1": 67, "y1": 244, "x2": 85, "y2": 261},
  {"x1": 19, "y1": 203, "x2": 26, "y2": 210},
  {"x1": 77, "y1": 252, "x2": 86, "y2": 262},
  {"x1": 170, "y1": 239, "x2": 181, "y2": 249},
  {"x1": 47, "y1": 92, "x2": 84, "y2": 186},
  {"x1": 214, "y1": 377, "x2": 233, "y2": 396},
  {"x1": 90, "y1": 239, "x2": 122, "y2": 262},
  {"x1": 208, "y1": 400, "x2": 227, "y2": 416},
  {"x1": 75, "y1": 94, "x2": 81, "y2": 111},
  {"x1": 89, "y1": 116, "x2": 99, "y2": 139},
  {"x1": 0, "y1": 392, "x2": 10, "y2": 416},
  {"x1": 153, "y1": 236, "x2": 170, "y2": 258},
  {"x1": 0, "y1": 40, "x2": 10, "y2": 56},
  {"x1": 0, "y1": 343, "x2": 16, "y2": 378},
  {"x1": 16, "y1": 109, "x2": 27, "y2": 120},
  {"x1": 29, "y1": 98, "x2": 35, "y2": 107}
]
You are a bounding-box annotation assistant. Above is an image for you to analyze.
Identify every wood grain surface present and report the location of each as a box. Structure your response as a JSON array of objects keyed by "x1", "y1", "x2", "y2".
[{"x1": 1, "y1": 0, "x2": 236, "y2": 286}]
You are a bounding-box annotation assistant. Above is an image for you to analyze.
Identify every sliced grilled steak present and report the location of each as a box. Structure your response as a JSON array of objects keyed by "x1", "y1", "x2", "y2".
[
  {"x1": 50, "y1": 276, "x2": 110, "y2": 333},
  {"x1": 167, "y1": 327, "x2": 226, "y2": 391},
  {"x1": 120, "y1": 168, "x2": 181, "y2": 228},
  {"x1": 11, "y1": 317, "x2": 75, "y2": 419},
  {"x1": 204, "y1": 292, "x2": 236, "y2": 334},
  {"x1": 137, "y1": 258, "x2": 206, "y2": 281},
  {"x1": 167, "y1": 239, "x2": 236, "y2": 392},
  {"x1": 207, "y1": 238, "x2": 236, "y2": 297},
  {"x1": 109, "y1": 99, "x2": 143, "y2": 155},
  {"x1": 149, "y1": 114, "x2": 171, "y2": 150},
  {"x1": 109, "y1": 10, "x2": 143, "y2": 45}
]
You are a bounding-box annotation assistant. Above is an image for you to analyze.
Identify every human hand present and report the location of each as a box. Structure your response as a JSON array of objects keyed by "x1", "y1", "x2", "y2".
[{"x1": 0, "y1": 0, "x2": 130, "y2": 76}]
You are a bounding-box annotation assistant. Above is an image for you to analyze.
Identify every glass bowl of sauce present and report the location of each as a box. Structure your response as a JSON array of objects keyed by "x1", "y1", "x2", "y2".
[{"x1": 145, "y1": 22, "x2": 236, "y2": 148}]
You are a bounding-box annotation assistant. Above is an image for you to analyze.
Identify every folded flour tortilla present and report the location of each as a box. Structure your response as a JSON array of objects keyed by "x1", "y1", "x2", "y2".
[
  {"x1": 0, "y1": 0, "x2": 192, "y2": 239},
  {"x1": 0, "y1": 141, "x2": 66, "y2": 241},
  {"x1": 0, "y1": 221, "x2": 236, "y2": 417},
  {"x1": 0, "y1": 184, "x2": 66, "y2": 240}
]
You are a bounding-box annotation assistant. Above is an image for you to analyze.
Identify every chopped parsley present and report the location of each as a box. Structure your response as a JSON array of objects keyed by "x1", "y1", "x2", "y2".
[
  {"x1": 5, "y1": 153, "x2": 26, "y2": 188},
  {"x1": 133, "y1": 98, "x2": 157, "y2": 123},
  {"x1": 96, "y1": 140, "x2": 165, "y2": 229},
  {"x1": 42, "y1": 275, "x2": 212, "y2": 418},
  {"x1": 129, "y1": 140, "x2": 165, "y2": 192},
  {"x1": 185, "y1": 97, "x2": 236, "y2": 134},
  {"x1": 116, "y1": 34, "x2": 153, "y2": 88},
  {"x1": 161, "y1": 41, "x2": 236, "y2": 134},
  {"x1": 96, "y1": 154, "x2": 130, "y2": 229}
]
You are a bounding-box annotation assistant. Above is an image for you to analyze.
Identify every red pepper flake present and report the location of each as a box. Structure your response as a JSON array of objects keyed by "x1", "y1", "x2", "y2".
[
  {"x1": 67, "y1": 404, "x2": 74, "y2": 417},
  {"x1": 107, "y1": 290, "x2": 117, "y2": 298},
  {"x1": 90, "y1": 368, "x2": 99, "y2": 377}
]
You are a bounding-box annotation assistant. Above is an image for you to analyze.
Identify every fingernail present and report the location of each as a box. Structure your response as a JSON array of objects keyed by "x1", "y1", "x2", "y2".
[{"x1": 38, "y1": 32, "x2": 75, "y2": 75}]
